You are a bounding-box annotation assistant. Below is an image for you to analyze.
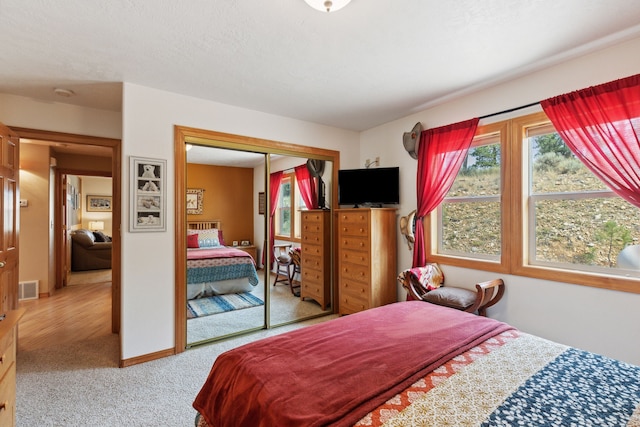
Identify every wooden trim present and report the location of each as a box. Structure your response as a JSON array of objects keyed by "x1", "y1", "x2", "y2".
[
  {"x1": 119, "y1": 347, "x2": 176, "y2": 368},
  {"x1": 425, "y1": 111, "x2": 640, "y2": 295},
  {"x1": 174, "y1": 125, "x2": 340, "y2": 354},
  {"x1": 12, "y1": 126, "x2": 124, "y2": 360}
]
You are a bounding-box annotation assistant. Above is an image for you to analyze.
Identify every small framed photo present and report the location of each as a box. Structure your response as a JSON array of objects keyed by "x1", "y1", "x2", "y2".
[
  {"x1": 232, "y1": 240, "x2": 239, "y2": 246},
  {"x1": 187, "y1": 188, "x2": 203, "y2": 215},
  {"x1": 241, "y1": 240, "x2": 250, "y2": 246},
  {"x1": 87, "y1": 195, "x2": 112, "y2": 212}
]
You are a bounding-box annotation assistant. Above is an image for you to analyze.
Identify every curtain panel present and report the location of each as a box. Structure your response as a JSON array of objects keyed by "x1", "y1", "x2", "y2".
[
  {"x1": 413, "y1": 118, "x2": 479, "y2": 268},
  {"x1": 541, "y1": 73, "x2": 640, "y2": 208},
  {"x1": 264, "y1": 171, "x2": 284, "y2": 267},
  {"x1": 294, "y1": 164, "x2": 318, "y2": 209}
]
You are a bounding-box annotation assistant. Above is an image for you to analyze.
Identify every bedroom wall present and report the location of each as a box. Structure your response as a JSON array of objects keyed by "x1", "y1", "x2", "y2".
[
  {"x1": 360, "y1": 35, "x2": 640, "y2": 365},
  {"x1": 121, "y1": 84, "x2": 359, "y2": 360},
  {"x1": 186, "y1": 163, "x2": 254, "y2": 245},
  {"x1": 19, "y1": 144, "x2": 52, "y2": 296}
]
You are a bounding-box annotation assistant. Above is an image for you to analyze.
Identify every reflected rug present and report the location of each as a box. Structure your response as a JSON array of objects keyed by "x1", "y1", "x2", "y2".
[{"x1": 187, "y1": 292, "x2": 264, "y2": 319}]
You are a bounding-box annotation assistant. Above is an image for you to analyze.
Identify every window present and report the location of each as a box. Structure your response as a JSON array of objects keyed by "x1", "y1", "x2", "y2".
[
  {"x1": 429, "y1": 112, "x2": 639, "y2": 291},
  {"x1": 275, "y1": 173, "x2": 308, "y2": 240},
  {"x1": 437, "y1": 127, "x2": 503, "y2": 261},
  {"x1": 525, "y1": 122, "x2": 640, "y2": 275}
]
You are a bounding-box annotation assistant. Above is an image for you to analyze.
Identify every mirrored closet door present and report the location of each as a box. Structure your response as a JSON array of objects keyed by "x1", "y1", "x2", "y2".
[{"x1": 184, "y1": 142, "x2": 335, "y2": 347}]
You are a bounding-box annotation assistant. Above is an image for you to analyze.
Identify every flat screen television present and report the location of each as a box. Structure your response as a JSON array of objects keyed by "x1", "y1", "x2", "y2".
[{"x1": 338, "y1": 167, "x2": 400, "y2": 207}]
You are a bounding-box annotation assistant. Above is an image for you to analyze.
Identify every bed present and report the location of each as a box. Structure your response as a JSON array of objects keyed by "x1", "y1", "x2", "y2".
[
  {"x1": 187, "y1": 220, "x2": 259, "y2": 300},
  {"x1": 193, "y1": 301, "x2": 640, "y2": 426}
]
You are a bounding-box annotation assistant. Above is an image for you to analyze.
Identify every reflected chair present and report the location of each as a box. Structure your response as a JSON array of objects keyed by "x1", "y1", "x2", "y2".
[{"x1": 273, "y1": 244, "x2": 300, "y2": 296}]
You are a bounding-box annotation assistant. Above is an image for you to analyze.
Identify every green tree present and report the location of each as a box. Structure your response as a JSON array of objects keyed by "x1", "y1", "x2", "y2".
[
  {"x1": 534, "y1": 133, "x2": 572, "y2": 158},
  {"x1": 596, "y1": 220, "x2": 632, "y2": 267},
  {"x1": 470, "y1": 145, "x2": 500, "y2": 169}
]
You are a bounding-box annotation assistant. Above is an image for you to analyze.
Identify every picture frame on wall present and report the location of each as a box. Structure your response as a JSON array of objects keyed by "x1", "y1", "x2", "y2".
[
  {"x1": 86, "y1": 195, "x2": 112, "y2": 212},
  {"x1": 186, "y1": 188, "x2": 204, "y2": 215},
  {"x1": 129, "y1": 156, "x2": 167, "y2": 232}
]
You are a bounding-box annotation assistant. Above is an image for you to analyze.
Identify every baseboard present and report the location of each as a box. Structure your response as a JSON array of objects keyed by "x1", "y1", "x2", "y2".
[{"x1": 120, "y1": 347, "x2": 176, "y2": 368}]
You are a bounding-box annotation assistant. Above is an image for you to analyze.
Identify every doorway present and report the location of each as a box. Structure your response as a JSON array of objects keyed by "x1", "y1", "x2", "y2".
[{"x1": 12, "y1": 127, "x2": 122, "y2": 343}]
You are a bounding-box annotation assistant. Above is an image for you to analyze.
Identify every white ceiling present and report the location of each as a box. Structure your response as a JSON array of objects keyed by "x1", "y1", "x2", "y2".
[{"x1": 2, "y1": 1, "x2": 640, "y2": 132}]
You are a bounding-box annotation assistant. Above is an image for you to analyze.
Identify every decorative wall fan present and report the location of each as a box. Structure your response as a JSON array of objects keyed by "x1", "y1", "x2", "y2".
[{"x1": 402, "y1": 122, "x2": 422, "y2": 159}]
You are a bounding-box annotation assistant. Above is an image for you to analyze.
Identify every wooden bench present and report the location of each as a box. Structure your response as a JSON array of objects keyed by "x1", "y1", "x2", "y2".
[{"x1": 399, "y1": 267, "x2": 505, "y2": 317}]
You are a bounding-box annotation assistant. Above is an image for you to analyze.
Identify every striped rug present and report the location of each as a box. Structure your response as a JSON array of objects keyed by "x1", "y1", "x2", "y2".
[{"x1": 187, "y1": 292, "x2": 264, "y2": 319}]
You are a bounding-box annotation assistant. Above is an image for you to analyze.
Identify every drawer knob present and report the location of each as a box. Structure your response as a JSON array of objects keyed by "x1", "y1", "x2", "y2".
[
  {"x1": 0, "y1": 401, "x2": 6, "y2": 411},
  {"x1": 0, "y1": 354, "x2": 4, "y2": 364}
]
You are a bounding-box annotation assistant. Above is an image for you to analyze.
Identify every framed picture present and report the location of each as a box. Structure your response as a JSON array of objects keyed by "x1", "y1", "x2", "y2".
[
  {"x1": 129, "y1": 156, "x2": 166, "y2": 232},
  {"x1": 86, "y1": 195, "x2": 112, "y2": 212},
  {"x1": 186, "y1": 188, "x2": 203, "y2": 215},
  {"x1": 258, "y1": 192, "x2": 265, "y2": 215},
  {"x1": 241, "y1": 240, "x2": 250, "y2": 246}
]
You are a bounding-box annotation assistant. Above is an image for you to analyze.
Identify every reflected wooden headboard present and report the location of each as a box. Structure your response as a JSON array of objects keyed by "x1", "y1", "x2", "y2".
[{"x1": 187, "y1": 220, "x2": 221, "y2": 230}]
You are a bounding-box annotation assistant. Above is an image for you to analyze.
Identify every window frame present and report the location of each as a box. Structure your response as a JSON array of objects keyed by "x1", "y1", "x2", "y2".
[
  {"x1": 426, "y1": 111, "x2": 640, "y2": 294},
  {"x1": 274, "y1": 172, "x2": 305, "y2": 243}
]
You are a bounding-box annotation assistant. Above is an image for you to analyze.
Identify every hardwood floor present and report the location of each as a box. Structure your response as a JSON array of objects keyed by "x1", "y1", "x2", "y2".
[{"x1": 17, "y1": 271, "x2": 113, "y2": 352}]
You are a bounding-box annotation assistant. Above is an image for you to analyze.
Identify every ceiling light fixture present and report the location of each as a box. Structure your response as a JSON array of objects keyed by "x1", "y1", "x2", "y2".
[
  {"x1": 304, "y1": 0, "x2": 351, "y2": 13},
  {"x1": 53, "y1": 87, "x2": 75, "y2": 97}
]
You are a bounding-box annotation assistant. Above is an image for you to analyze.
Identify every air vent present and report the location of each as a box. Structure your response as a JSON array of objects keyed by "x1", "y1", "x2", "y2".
[{"x1": 18, "y1": 280, "x2": 39, "y2": 300}]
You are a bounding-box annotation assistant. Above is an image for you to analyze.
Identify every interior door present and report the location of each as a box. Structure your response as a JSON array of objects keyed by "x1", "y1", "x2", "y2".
[{"x1": 0, "y1": 122, "x2": 20, "y2": 312}]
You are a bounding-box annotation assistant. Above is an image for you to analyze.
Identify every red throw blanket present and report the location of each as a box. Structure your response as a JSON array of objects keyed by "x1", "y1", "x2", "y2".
[
  {"x1": 193, "y1": 301, "x2": 514, "y2": 427},
  {"x1": 187, "y1": 246, "x2": 252, "y2": 261}
]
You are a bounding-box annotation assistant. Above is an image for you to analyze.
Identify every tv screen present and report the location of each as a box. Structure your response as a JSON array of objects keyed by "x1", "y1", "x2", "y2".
[{"x1": 338, "y1": 167, "x2": 400, "y2": 207}]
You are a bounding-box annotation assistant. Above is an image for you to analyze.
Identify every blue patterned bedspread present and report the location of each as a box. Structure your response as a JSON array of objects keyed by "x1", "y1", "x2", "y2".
[
  {"x1": 187, "y1": 258, "x2": 259, "y2": 286},
  {"x1": 358, "y1": 332, "x2": 640, "y2": 426}
]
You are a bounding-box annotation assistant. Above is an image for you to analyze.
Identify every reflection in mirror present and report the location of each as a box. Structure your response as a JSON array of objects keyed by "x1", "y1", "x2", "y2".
[
  {"x1": 266, "y1": 156, "x2": 334, "y2": 328},
  {"x1": 186, "y1": 145, "x2": 266, "y2": 345},
  {"x1": 185, "y1": 145, "x2": 334, "y2": 346}
]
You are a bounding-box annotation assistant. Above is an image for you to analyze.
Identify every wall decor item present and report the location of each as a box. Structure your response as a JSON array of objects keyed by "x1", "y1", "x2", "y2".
[
  {"x1": 187, "y1": 188, "x2": 204, "y2": 215},
  {"x1": 258, "y1": 192, "x2": 265, "y2": 215},
  {"x1": 86, "y1": 195, "x2": 112, "y2": 212},
  {"x1": 130, "y1": 156, "x2": 166, "y2": 232}
]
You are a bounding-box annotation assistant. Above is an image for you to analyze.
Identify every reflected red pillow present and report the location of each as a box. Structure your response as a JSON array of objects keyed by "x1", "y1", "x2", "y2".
[{"x1": 187, "y1": 234, "x2": 199, "y2": 248}]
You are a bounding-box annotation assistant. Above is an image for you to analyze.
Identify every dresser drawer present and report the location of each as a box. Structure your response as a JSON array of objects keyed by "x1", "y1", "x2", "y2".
[
  {"x1": 339, "y1": 236, "x2": 368, "y2": 253},
  {"x1": 340, "y1": 279, "x2": 370, "y2": 299},
  {"x1": 0, "y1": 329, "x2": 14, "y2": 383},
  {"x1": 301, "y1": 282, "x2": 323, "y2": 299},
  {"x1": 339, "y1": 263, "x2": 371, "y2": 283},
  {"x1": 301, "y1": 255, "x2": 324, "y2": 271},
  {"x1": 302, "y1": 211, "x2": 326, "y2": 225},
  {"x1": 301, "y1": 230, "x2": 323, "y2": 245},
  {"x1": 338, "y1": 222, "x2": 369, "y2": 237},
  {"x1": 301, "y1": 243, "x2": 324, "y2": 258},
  {"x1": 338, "y1": 248, "x2": 369, "y2": 266},
  {"x1": 0, "y1": 365, "x2": 15, "y2": 427},
  {"x1": 339, "y1": 290, "x2": 369, "y2": 314},
  {"x1": 302, "y1": 269, "x2": 324, "y2": 284}
]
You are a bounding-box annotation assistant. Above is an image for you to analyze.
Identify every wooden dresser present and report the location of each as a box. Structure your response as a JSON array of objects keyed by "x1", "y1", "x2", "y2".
[
  {"x1": 337, "y1": 208, "x2": 397, "y2": 315},
  {"x1": 300, "y1": 210, "x2": 331, "y2": 310},
  {"x1": 0, "y1": 309, "x2": 25, "y2": 427}
]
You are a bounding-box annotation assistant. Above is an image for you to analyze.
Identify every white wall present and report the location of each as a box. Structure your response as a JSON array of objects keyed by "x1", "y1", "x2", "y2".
[
  {"x1": 360, "y1": 36, "x2": 640, "y2": 365},
  {"x1": 121, "y1": 84, "x2": 359, "y2": 359}
]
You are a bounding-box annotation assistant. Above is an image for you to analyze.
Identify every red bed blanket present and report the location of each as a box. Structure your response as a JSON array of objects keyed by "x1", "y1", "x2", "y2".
[
  {"x1": 187, "y1": 246, "x2": 253, "y2": 261},
  {"x1": 193, "y1": 301, "x2": 514, "y2": 427}
]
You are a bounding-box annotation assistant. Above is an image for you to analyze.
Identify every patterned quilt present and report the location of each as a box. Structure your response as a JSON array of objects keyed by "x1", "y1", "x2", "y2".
[
  {"x1": 187, "y1": 249, "x2": 259, "y2": 286},
  {"x1": 357, "y1": 331, "x2": 640, "y2": 427},
  {"x1": 197, "y1": 329, "x2": 640, "y2": 427}
]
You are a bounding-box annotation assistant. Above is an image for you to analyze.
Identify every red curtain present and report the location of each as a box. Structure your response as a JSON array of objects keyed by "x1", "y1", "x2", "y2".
[
  {"x1": 263, "y1": 171, "x2": 284, "y2": 268},
  {"x1": 294, "y1": 164, "x2": 318, "y2": 209},
  {"x1": 413, "y1": 118, "x2": 479, "y2": 268},
  {"x1": 541, "y1": 74, "x2": 640, "y2": 208}
]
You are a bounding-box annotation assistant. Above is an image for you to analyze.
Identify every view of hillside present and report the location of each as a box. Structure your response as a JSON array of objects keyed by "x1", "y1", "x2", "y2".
[{"x1": 441, "y1": 137, "x2": 640, "y2": 270}]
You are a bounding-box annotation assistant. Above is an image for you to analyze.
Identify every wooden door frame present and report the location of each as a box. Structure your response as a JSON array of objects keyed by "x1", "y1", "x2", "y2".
[
  {"x1": 11, "y1": 127, "x2": 122, "y2": 338},
  {"x1": 174, "y1": 125, "x2": 340, "y2": 354}
]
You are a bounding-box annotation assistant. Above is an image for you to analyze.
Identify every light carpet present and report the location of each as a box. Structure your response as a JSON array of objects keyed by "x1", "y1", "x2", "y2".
[
  {"x1": 16, "y1": 316, "x2": 338, "y2": 427},
  {"x1": 187, "y1": 292, "x2": 264, "y2": 318}
]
